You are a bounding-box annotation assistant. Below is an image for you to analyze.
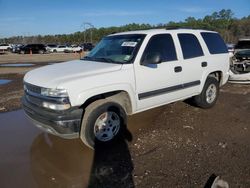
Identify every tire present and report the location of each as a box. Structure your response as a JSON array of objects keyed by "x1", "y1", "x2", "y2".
[
  {"x1": 193, "y1": 77, "x2": 219, "y2": 109},
  {"x1": 20, "y1": 50, "x2": 25, "y2": 54},
  {"x1": 38, "y1": 50, "x2": 44, "y2": 54},
  {"x1": 80, "y1": 99, "x2": 127, "y2": 149},
  {"x1": 53, "y1": 49, "x2": 57, "y2": 53}
]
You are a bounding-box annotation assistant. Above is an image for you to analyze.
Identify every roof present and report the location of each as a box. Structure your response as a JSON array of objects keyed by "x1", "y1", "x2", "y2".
[
  {"x1": 109, "y1": 28, "x2": 217, "y2": 36},
  {"x1": 238, "y1": 38, "x2": 250, "y2": 41}
]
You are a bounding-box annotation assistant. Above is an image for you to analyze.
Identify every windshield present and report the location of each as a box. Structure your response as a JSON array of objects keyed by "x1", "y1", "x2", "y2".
[
  {"x1": 235, "y1": 49, "x2": 250, "y2": 56},
  {"x1": 82, "y1": 34, "x2": 146, "y2": 64}
]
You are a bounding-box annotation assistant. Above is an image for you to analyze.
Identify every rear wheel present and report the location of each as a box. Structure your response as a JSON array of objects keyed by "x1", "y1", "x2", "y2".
[
  {"x1": 193, "y1": 77, "x2": 219, "y2": 109},
  {"x1": 80, "y1": 99, "x2": 127, "y2": 149},
  {"x1": 38, "y1": 50, "x2": 44, "y2": 54}
]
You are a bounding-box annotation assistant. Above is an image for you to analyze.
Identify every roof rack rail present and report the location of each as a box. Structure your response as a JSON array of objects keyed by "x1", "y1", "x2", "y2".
[{"x1": 165, "y1": 26, "x2": 194, "y2": 30}]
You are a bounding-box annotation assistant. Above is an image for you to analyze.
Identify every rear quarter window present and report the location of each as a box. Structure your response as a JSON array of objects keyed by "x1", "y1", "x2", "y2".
[
  {"x1": 178, "y1": 34, "x2": 204, "y2": 59},
  {"x1": 201, "y1": 32, "x2": 228, "y2": 54}
]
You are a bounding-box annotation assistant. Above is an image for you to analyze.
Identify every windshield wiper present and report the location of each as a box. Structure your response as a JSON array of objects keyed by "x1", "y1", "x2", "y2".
[
  {"x1": 81, "y1": 56, "x2": 92, "y2": 60},
  {"x1": 81, "y1": 56, "x2": 122, "y2": 64},
  {"x1": 95, "y1": 57, "x2": 117, "y2": 63}
]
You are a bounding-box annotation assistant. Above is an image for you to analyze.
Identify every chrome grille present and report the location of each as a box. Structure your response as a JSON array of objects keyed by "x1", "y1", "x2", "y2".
[
  {"x1": 25, "y1": 83, "x2": 41, "y2": 94},
  {"x1": 25, "y1": 93, "x2": 43, "y2": 107}
]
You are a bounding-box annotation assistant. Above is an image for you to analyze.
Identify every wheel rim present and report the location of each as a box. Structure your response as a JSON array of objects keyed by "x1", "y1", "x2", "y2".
[
  {"x1": 206, "y1": 83, "x2": 217, "y2": 104},
  {"x1": 94, "y1": 111, "x2": 120, "y2": 142}
]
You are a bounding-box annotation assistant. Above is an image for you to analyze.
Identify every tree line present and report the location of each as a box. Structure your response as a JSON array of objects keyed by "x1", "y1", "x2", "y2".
[{"x1": 1, "y1": 9, "x2": 250, "y2": 45}]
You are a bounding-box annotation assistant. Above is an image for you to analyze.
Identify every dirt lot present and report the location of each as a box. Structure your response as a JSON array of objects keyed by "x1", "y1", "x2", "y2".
[
  {"x1": 0, "y1": 53, "x2": 250, "y2": 187},
  {"x1": 0, "y1": 52, "x2": 82, "y2": 64}
]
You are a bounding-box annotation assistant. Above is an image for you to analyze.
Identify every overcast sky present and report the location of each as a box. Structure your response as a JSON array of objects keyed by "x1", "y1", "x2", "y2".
[{"x1": 0, "y1": 0, "x2": 249, "y2": 38}]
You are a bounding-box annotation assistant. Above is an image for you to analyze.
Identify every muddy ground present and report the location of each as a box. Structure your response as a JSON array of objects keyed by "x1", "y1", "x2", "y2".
[
  {"x1": 0, "y1": 53, "x2": 81, "y2": 112},
  {"x1": 0, "y1": 53, "x2": 250, "y2": 187}
]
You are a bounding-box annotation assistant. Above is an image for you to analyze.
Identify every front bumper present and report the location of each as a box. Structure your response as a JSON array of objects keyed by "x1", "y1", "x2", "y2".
[
  {"x1": 22, "y1": 96, "x2": 83, "y2": 139},
  {"x1": 228, "y1": 70, "x2": 250, "y2": 84}
]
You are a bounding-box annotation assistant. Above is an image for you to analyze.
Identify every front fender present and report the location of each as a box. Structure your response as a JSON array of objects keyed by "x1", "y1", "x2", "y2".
[{"x1": 75, "y1": 83, "x2": 137, "y2": 114}]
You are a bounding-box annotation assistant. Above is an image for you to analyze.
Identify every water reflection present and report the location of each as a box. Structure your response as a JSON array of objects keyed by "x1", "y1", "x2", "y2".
[
  {"x1": 0, "y1": 106, "x2": 164, "y2": 187},
  {"x1": 31, "y1": 129, "x2": 134, "y2": 188},
  {"x1": 30, "y1": 134, "x2": 93, "y2": 188},
  {"x1": 0, "y1": 63, "x2": 34, "y2": 67},
  {"x1": 0, "y1": 79, "x2": 12, "y2": 85}
]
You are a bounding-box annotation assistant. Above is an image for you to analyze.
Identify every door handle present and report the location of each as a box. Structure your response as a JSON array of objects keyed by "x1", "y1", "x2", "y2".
[
  {"x1": 174, "y1": 66, "x2": 182, "y2": 73},
  {"x1": 201, "y1": 62, "x2": 207, "y2": 67}
]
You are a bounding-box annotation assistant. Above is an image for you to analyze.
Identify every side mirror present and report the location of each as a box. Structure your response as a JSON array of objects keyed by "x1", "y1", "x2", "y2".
[{"x1": 141, "y1": 52, "x2": 162, "y2": 65}]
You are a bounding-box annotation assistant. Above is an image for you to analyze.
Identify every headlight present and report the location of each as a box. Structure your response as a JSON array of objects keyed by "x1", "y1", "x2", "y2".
[
  {"x1": 41, "y1": 88, "x2": 68, "y2": 97},
  {"x1": 40, "y1": 88, "x2": 71, "y2": 110},
  {"x1": 42, "y1": 101, "x2": 71, "y2": 110}
]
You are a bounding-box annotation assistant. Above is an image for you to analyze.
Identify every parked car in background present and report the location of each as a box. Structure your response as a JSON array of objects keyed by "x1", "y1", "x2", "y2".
[
  {"x1": 81, "y1": 43, "x2": 94, "y2": 51},
  {"x1": 18, "y1": 44, "x2": 46, "y2": 54},
  {"x1": 71, "y1": 45, "x2": 82, "y2": 53},
  {"x1": 46, "y1": 44, "x2": 58, "y2": 53},
  {"x1": 12, "y1": 44, "x2": 24, "y2": 53},
  {"x1": 229, "y1": 38, "x2": 250, "y2": 83},
  {"x1": 234, "y1": 38, "x2": 250, "y2": 52},
  {"x1": 226, "y1": 43, "x2": 235, "y2": 57},
  {"x1": 0, "y1": 44, "x2": 12, "y2": 51},
  {"x1": 53, "y1": 45, "x2": 72, "y2": 53},
  {"x1": 64, "y1": 45, "x2": 82, "y2": 53}
]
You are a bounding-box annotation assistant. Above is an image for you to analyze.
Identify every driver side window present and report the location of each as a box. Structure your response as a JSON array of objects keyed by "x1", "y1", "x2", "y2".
[{"x1": 141, "y1": 34, "x2": 177, "y2": 63}]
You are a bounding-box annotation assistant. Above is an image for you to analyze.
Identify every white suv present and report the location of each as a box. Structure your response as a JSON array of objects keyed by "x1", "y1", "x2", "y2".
[
  {"x1": 0, "y1": 44, "x2": 12, "y2": 51},
  {"x1": 22, "y1": 29, "x2": 230, "y2": 149},
  {"x1": 53, "y1": 45, "x2": 72, "y2": 53}
]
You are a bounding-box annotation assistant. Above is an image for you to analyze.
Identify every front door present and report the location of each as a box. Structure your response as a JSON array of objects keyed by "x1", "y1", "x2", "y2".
[{"x1": 134, "y1": 34, "x2": 186, "y2": 111}]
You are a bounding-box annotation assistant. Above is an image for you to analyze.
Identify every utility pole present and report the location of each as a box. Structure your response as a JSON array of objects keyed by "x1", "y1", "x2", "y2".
[{"x1": 81, "y1": 22, "x2": 94, "y2": 43}]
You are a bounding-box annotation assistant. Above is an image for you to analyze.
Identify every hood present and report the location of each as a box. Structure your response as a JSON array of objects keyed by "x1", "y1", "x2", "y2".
[{"x1": 24, "y1": 60, "x2": 122, "y2": 88}]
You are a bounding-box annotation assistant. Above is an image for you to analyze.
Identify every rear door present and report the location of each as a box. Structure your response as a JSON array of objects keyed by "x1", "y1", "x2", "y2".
[{"x1": 177, "y1": 33, "x2": 205, "y2": 95}]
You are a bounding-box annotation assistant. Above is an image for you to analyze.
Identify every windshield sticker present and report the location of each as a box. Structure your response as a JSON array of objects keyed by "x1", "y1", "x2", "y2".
[
  {"x1": 121, "y1": 41, "x2": 137, "y2": 47},
  {"x1": 124, "y1": 55, "x2": 131, "y2": 61}
]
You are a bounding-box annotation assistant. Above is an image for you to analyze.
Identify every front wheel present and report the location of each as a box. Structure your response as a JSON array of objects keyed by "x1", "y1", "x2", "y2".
[
  {"x1": 80, "y1": 99, "x2": 127, "y2": 149},
  {"x1": 193, "y1": 77, "x2": 219, "y2": 109}
]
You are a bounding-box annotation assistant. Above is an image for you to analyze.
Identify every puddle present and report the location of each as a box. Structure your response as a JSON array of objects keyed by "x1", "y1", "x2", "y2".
[
  {"x1": 0, "y1": 107, "x2": 164, "y2": 187},
  {"x1": 0, "y1": 63, "x2": 34, "y2": 67},
  {"x1": 0, "y1": 79, "x2": 12, "y2": 85}
]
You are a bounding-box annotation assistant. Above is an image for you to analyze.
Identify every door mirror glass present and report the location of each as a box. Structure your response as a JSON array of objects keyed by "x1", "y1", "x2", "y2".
[{"x1": 141, "y1": 52, "x2": 161, "y2": 65}]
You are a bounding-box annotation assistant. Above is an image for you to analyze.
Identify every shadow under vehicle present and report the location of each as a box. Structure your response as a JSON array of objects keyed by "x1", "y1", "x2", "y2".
[{"x1": 30, "y1": 131, "x2": 134, "y2": 188}]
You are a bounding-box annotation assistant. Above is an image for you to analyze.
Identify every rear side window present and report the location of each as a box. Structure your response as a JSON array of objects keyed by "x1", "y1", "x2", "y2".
[
  {"x1": 38, "y1": 44, "x2": 45, "y2": 48},
  {"x1": 178, "y1": 34, "x2": 204, "y2": 59},
  {"x1": 201, "y1": 32, "x2": 228, "y2": 54},
  {"x1": 142, "y1": 34, "x2": 177, "y2": 62}
]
